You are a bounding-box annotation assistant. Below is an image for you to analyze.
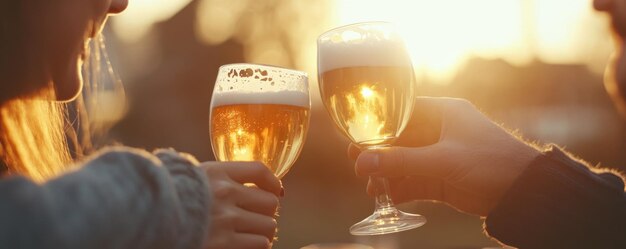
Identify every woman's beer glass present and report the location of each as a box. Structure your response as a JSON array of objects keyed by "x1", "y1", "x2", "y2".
[{"x1": 210, "y1": 64, "x2": 310, "y2": 179}]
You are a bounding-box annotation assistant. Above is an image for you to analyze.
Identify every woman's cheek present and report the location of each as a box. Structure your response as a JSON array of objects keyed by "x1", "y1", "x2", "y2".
[{"x1": 45, "y1": 27, "x2": 86, "y2": 100}]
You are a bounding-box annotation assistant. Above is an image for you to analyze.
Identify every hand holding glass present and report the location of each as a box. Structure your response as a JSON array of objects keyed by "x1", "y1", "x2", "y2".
[{"x1": 317, "y1": 22, "x2": 426, "y2": 235}]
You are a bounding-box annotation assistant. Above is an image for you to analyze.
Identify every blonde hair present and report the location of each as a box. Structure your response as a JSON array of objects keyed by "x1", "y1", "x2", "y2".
[
  {"x1": 0, "y1": 90, "x2": 73, "y2": 182},
  {"x1": 0, "y1": 35, "x2": 122, "y2": 182}
]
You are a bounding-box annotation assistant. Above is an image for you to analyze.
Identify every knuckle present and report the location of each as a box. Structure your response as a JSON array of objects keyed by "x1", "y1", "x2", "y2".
[
  {"x1": 211, "y1": 209, "x2": 238, "y2": 231},
  {"x1": 221, "y1": 209, "x2": 239, "y2": 226},
  {"x1": 203, "y1": 165, "x2": 226, "y2": 179},
  {"x1": 202, "y1": 165, "x2": 216, "y2": 175},
  {"x1": 212, "y1": 181, "x2": 236, "y2": 199}
]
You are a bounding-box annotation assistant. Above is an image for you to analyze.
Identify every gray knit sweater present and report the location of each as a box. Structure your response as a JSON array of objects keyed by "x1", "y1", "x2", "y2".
[{"x1": 0, "y1": 147, "x2": 211, "y2": 249}]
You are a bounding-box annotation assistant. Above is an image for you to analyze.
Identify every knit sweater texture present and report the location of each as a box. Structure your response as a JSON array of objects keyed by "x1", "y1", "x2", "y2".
[{"x1": 0, "y1": 147, "x2": 211, "y2": 249}]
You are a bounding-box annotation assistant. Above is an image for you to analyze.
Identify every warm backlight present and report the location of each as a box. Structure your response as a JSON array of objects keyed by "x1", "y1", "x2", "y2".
[{"x1": 336, "y1": 0, "x2": 611, "y2": 83}]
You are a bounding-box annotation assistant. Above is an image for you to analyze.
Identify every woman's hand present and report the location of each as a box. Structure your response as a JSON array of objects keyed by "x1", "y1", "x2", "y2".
[
  {"x1": 200, "y1": 162, "x2": 282, "y2": 249},
  {"x1": 350, "y1": 97, "x2": 541, "y2": 216}
]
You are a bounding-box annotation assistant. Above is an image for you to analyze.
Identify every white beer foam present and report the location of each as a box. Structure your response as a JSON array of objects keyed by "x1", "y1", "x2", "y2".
[
  {"x1": 212, "y1": 91, "x2": 310, "y2": 108},
  {"x1": 318, "y1": 37, "x2": 411, "y2": 73}
]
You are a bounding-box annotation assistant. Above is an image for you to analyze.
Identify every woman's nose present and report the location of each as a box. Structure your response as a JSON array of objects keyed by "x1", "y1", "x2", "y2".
[{"x1": 108, "y1": 0, "x2": 129, "y2": 14}]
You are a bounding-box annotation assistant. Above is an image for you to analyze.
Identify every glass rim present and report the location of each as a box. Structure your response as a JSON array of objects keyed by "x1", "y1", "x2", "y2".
[
  {"x1": 218, "y1": 63, "x2": 308, "y2": 78},
  {"x1": 317, "y1": 21, "x2": 396, "y2": 43}
]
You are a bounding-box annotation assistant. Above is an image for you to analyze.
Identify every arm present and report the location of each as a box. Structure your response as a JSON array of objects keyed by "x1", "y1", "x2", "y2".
[
  {"x1": 0, "y1": 147, "x2": 211, "y2": 249},
  {"x1": 485, "y1": 146, "x2": 626, "y2": 248}
]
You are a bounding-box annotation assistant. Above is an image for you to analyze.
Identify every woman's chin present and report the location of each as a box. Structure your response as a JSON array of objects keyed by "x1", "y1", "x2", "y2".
[
  {"x1": 53, "y1": 61, "x2": 83, "y2": 102},
  {"x1": 54, "y1": 83, "x2": 82, "y2": 102}
]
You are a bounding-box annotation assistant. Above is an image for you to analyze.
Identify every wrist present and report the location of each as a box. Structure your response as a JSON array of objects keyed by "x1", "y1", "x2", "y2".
[{"x1": 489, "y1": 139, "x2": 542, "y2": 211}]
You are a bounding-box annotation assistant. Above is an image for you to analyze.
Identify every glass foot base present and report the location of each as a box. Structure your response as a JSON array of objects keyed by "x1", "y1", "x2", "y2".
[{"x1": 349, "y1": 207, "x2": 426, "y2": 236}]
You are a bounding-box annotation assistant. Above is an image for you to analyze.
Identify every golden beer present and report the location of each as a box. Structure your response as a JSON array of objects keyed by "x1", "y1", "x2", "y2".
[
  {"x1": 319, "y1": 66, "x2": 414, "y2": 146},
  {"x1": 210, "y1": 103, "x2": 309, "y2": 178}
]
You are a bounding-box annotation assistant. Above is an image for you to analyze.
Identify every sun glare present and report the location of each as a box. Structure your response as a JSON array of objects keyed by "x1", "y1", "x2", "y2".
[
  {"x1": 336, "y1": 0, "x2": 612, "y2": 83},
  {"x1": 360, "y1": 86, "x2": 374, "y2": 98}
]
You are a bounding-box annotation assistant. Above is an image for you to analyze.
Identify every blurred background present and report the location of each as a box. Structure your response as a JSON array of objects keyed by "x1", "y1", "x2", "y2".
[{"x1": 96, "y1": 0, "x2": 625, "y2": 248}]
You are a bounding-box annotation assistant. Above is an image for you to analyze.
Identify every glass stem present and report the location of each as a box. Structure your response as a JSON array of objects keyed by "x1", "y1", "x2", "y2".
[{"x1": 372, "y1": 176, "x2": 395, "y2": 210}]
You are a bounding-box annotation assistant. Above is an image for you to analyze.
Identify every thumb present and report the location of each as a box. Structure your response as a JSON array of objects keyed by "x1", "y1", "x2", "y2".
[{"x1": 355, "y1": 144, "x2": 451, "y2": 179}]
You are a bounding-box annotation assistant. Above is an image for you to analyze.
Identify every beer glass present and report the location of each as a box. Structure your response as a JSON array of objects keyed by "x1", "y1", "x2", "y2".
[
  {"x1": 210, "y1": 64, "x2": 310, "y2": 179},
  {"x1": 317, "y1": 22, "x2": 426, "y2": 235}
]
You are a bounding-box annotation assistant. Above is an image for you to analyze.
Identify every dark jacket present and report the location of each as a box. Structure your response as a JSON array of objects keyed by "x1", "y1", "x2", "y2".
[{"x1": 485, "y1": 146, "x2": 626, "y2": 248}]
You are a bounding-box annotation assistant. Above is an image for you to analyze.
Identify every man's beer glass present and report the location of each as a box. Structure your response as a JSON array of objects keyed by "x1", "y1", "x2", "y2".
[
  {"x1": 210, "y1": 64, "x2": 310, "y2": 179},
  {"x1": 317, "y1": 22, "x2": 426, "y2": 235}
]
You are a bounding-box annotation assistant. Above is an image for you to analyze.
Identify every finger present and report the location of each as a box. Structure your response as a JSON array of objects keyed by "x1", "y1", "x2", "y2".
[
  {"x1": 236, "y1": 185, "x2": 280, "y2": 216},
  {"x1": 347, "y1": 143, "x2": 362, "y2": 160},
  {"x1": 228, "y1": 233, "x2": 271, "y2": 249},
  {"x1": 234, "y1": 208, "x2": 278, "y2": 241},
  {"x1": 355, "y1": 144, "x2": 451, "y2": 179},
  {"x1": 206, "y1": 161, "x2": 282, "y2": 197}
]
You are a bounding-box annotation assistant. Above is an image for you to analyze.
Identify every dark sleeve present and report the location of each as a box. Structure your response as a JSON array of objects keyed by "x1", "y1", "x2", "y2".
[
  {"x1": 0, "y1": 147, "x2": 211, "y2": 249},
  {"x1": 484, "y1": 146, "x2": 626, "y2": 249}
]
